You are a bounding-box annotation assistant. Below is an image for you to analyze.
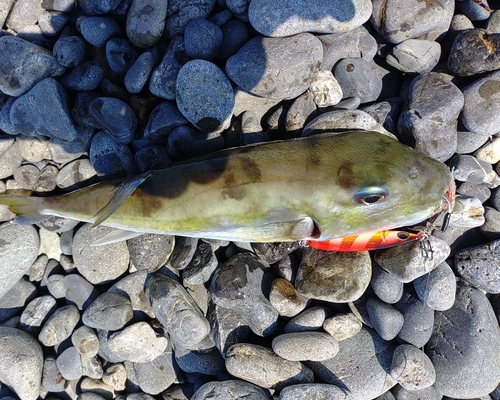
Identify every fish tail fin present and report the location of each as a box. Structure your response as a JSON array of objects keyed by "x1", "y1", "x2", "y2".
[{"x1": 0, "y1": 195, "x2": 47, "y2": 225}]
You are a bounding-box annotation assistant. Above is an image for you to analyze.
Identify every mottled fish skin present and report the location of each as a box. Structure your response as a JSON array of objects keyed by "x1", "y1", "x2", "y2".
[{"x1": 0, "y1": 131, "x2": 452, "y2": 242}]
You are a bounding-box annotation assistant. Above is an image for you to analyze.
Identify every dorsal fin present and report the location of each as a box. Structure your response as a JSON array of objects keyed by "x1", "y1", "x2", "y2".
[{"x1": 91, "y1": 172, "x2": 152, "y2": 227}]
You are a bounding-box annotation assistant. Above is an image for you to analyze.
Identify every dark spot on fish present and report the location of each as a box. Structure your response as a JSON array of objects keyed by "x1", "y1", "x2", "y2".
[
  {"x1": 182, "y1": 158, "x2": 228, "y2": 185},
  {"x1": 338, "y1": 162, "x2": 356, "y2": 189},
  {"x1": 222, "y1": 186, "x2": 246, "y2": 200},
  {"x1": 240, "y1": 156, "x2": 262, "y2": 182}
]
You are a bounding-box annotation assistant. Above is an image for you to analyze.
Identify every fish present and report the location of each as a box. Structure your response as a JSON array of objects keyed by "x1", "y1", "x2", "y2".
[
  {"x1": 306, "y1": 230, "x2": 426, "y2": 252},
  {"x1": 0, "y1": 131, "x2": 454, "y2": 244}
]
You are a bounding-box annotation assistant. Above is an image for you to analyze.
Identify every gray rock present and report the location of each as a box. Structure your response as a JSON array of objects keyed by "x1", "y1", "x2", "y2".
[
  {"x1": 79, "y1": 16, "x2": 121, "y2": 49},
  {"x1": 395, "y1": 292, "x2": 434, "y2": 348},
  {"x1": 208, "y1": 302, "x2": 250, "y2": 358},
  {"x1": 386, "y1": 39, "x2": 441, "y2": 74},
  {"x1": 455, "y1": 239, "x2": 500, "y2": 293},
  {"x1": 97, "y1": 329, "x2": 126, "y2": 363},
  {"x1": 397, "y1": 72, "x2": 463, "y2": 161},
  {"x1": 226, "y1": 343, "x2": 314, "y2": 390},
  {"x1": 211, "y1": 253, "x2": 279, "y2": 336},
  {"x1": 375, "y1": 236, "x2": 450, "y2": 283},
  {"x1": 322, "y1": 313, "x2": 363, "y2": 342},
  {"x1": 486, "y1": 9, "x2": 500, "y2": 32},
  {"x1": 390, "y1": 344, "x2": 436, "y2": 391},
  {"x1": 283, "y1": 92, "x2": 317, "y2": 137},
  {"x1": 457, "y1": 0, "x2": 491, "y2": 21},
  {"x1": 107, "y1": 321, "x2": 168, "y2": 363},
  {"x1": 456, "y1": 130, "x2": 490, "y2": 154},
  {"x1": 366, "y1": 297, "x2": 404, "y2": 341},
  {"x1": 370, "y1": 262, "x2": 404, "y2": 304},
  {"x1": 78, "y1": 0, "x2": 120, "y2": 15},
  {"x1": 448, "y1": 28, "x2": 500, "y2": 76},
  {"x1": 81, "y1": 354, "x2": 103, "y2": 380},
  {"x1": 102, "y1": 363, "x2": 126, "y2": 391},
  {"x1": 334, "y1": 58, "x2": 382, "y2": 104},
  {"x1": 105, "y1": 38, "x2": 137, "y2": 77},
  {"x1": 475, "y1": 136, "x2": 500, "y2": 164},
  {"x1": 427, "y1": 280, "x2": 500, "y2": 397},
  {"x1": 181, "y1": 241, "x2": 219, "y2": 285},
  {"x1": 56, "y1": 346, "x2": 82, "y2": 380},
  {"x1": 149, "y1": 35, "x2": 189, "y2": 100},
  {"x1": 56, "y1": 159, "x2": 97, "y2": 191},
  {"x1": 72, "y1": 325, "x2": 100, "y2": 357},
  {"x1": 279, "y1": 384, "x2": 345, "y2": 400},
  {"x1": 226, "y1": 33, "x2": 323, "y2": 100},
  {"x1": 89, "y1": 97, "x2": 137, "y2": 144},
  {"x1": 295, "y1": 248, "x2": 371, "y2": 303},
  {"x1": 308, "y1": 70, "x2": 343, "y2": 108},
  {"x1": 0, "y1": 140, "x2": 24, "y2": 180},
  {"x1": 318, "y1": 25, "x2": 378, "y2": 71},
  {"x1": 79, "y1": 378, "x2": 114, "y2": 398},
  {"x1": 124, "y1": 51, "x2": 156, "y2": 94},
  {"x1": 449, "y1": 155, "x2": 498, "y2": 187},
  {"x1": 64, "y1": 274, "x2": 99, "y2": 310},
  {"x1": 456, "y1": 181, "x2": 491, "y2": 204},
  {"x1": 391, "y1": 385, "x2": 441, "y2": 400},
  {"x1": 176, "y1": 59, "x2": 234, "y2": 133},
  {"x1": 73, "y1": 224, "x2": 130, "y2": 285},
  {"x1": 0, "y1": 36, "x2": 65, "y2": 96},
  {"x1": 0, "y1": 223, "x2": 39, "y2": 299},
  {"x1": 135, "y1": 145, "x2": 171, "y2": 173},
  {"x1": 371, "y1": 0, "x2": 454, "y2": 43},
  {"x1": 20, "y1": 295, "x2": 57, "y2": 334},
  {"x1": 41, "y1": 356, "x2": 67, "y2": 393},
  {"x1": 174, "y1": 337, "x2": 225, "y2": 375},
  {"x1": 65, "y1": 60, "x2": 106, "y2": 91},
  {"x1": 146, "y1": 273, "x2": 210, "y2": 348},
  {"x1": 46, "y1": 274, "x2": 65, "y2": 299},
  {"x1": 38, "y1": 304, "x2": 80, "y2": 347},
  {"x1": 52, "y1": 35, "x2": 86, "y2": 68},
  {"x1": 167, "y1": 125, "x2": 225, "y2": 159},
  {"x1": 240, "y1": 110, "x2": 266, "y2": 145},
  {"x1": 192, "y1": 380, "x2": 271, "y2": 400},
  {"x1": 272, "y1": 332, "x2": 339, "y2": 362},
  {"x1": 0, "y1": 327, "x2": 43, "y2": 400},
  {"x1": 0, "y1": 278, "x2": 37, "y2": 323},
  {"x1": 460, "y1": 69, "x2": 500, "y2": 136},
  {"x1": 82, "y1": 292, "x2": 133, "y2": 331},
  {"x1": 306, "y1": 328, "x2": 397, "y2": 399},
  {"x1": 284, "y1": 306, "x2": 332, "y2": 333},
  {"x1": 10, "y1": 78, "x2": 79, "y2": 141},
  {"x1": 165, "y1": 0, "x2": 215, "y2": 37},
  {"x1": 248, "y1": 0, "x2": 372, "y2": 37},
  {"x1": 217, "y1": 18, "x2": 249, "y2": 59},
  {"x1": 413, "y1": 261, "x2": 456, "y2": 311},
  {"x1": 127, "y1": 233, "x2": 175, "y2": 273},
  {"x1": 143, "y1": 101, "x2": 188, "y2": 141},
  {"x1": 109, "y1": 271, "x2": 155, "y2": 319},
  {"x1": 184, "y1": 18, "x2": 223, "y2": 61},
  {"x1": 126, "y1": 0, "x2": 167, "y2": 48},
  {"x1": 269, "y1": 278, "x2": 309, "y2": 318}
]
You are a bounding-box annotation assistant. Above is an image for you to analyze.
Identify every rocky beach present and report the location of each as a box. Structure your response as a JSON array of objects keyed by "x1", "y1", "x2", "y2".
[{"x1": 1, "y1": 0, "x2": 500, "y2": 399}]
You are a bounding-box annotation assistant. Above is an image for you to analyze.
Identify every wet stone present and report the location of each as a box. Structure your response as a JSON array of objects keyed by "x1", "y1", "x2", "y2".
[
  {"x1": 0, "y1": 327, "x2": 43, "y2": 400},
  {"x1": 146, "y1": 274, "x2": 210, "y2": 349},
  {"x1": 395, "y1": 292, "x2": 434, "y2": 348},
  {"x1": 10, "y1": 78, "x2": 79, "y2": 141},
  {"x1": 248, "y1": 0, "x2": 371, "y2": 37},
  {"x1": 210, "y1": 253, "x2": 278, "y2": 336},
  {"x1": 0, "y1": 223, "x2": 39, "y2": 299},
  {"x1": 371, "y1": 0, "x2": 454, "y2": 44},
  {"x1": 82, "y1": 292, "x2": 133, "y2": 331},
  {"x1": 191, "y1": 380, "x2": 270, "y2": 400},
  {"x1": 390, "y1": 344, "x2": 436, "y2": 391},
  {"x1": 89, "y1": 97, "x2": 138, "y2": 144},
  {"x1": 370, "y1": 262, "x2": 404, "y2": 304},
  {"x1": 225, "y1": 343, "x2": 314, "y2": 390},
  {"x1": 306, "y1": 327, "x2": 397, "y2": 398},
  {"x1": 272, "y1": 332, "x2": 339, "y2": 362},
  {"x1": 0, "y1": 36, "x2": 65, "y2": 96},
  {"x1": 56, "y1": 346, "x2": 83, "y2": 380},
  {"x1": 226, "y1": 33, "x2": 323, "y2": 100},
  {"x1": 375, "y1": 236, "x2": 450, "y2": 283},
  {"x1": 38, "y1": 304, "x2": 80, "y2": 347},
  {"x1": 386, "y1": 39, "x2": 441, "y2": 74},
  {"x1": 126, "y1": 0, "x2": 167, "y2": 48},
  {"x1": 78, "y1": 16, "x2": 121, "y2": 49},
  {"x1": 284, "y1": 306, "x2": 332, "y2": 333},
  {"x1": 397, "y1": 72, "x2": 463, "y2": 161},
  {"x1": 323, "y1": 312, "x2": 363, "y2": 342},
  {"x1": 184, "y1": 18, "x2": 223, "y2": 61},
  {"x1": 279, "y1": 383, "x2": 345, "y2": 400},
  {"x1": 149, "y1": 35, "x2": 188, "y2": 100},
  {"x1": 64, "y1": 274, "x2": 99, "y2": 310},
  {"x1": 208, "y1": 302, "x2": 250, "y2": 357},
  {"x1": 107, "y1": 321, "x2": 168, "y2": 363},
  {"x1": 52, "y1": 35, "x2": 86, "y2": 68},
  {"x1": 448, "y1": 28, "x2": 500, "y2": 76},
  {"x1": 413, "y1": 261, "x2": 456, "y2": 311},
  {"x1": 176, "y1": 59, "x2": 234, "y2": 133},
  {"x1": 334, "y1": 58, "x2": 382, "y2": 104},
  {"x1": 124, "y1": 51, "x2": 156, "y2": 94},
  {"x1": 295, "y1": 248, "x2": 371, "y2": 303},
  {"x1": 460, "y1": 69, "x2": 500, "y2": 136},
  {"x1": 427, "y1": 280, "x2": 500, "y2": 398},
  {"x1": 366, "y1": 297, "x2": 404, "y2": 341},
  {"x1": 20, "y1": 295, "x2": 57, "y2": 335},
  {"x1": 182, "y1": 241, "x2": 219, "y2": 286},
  {"x1": 269, "y1": 278, "x2": 309, "y2": 318},
  {"x1": 127, "y1": 234, "x2": 175, "y2": 273},
  {"x1": 455, "y1": 239, "x2": 500, "y2": 293},
  {"x1": 72, "y1": 325, "x2": 100, "y2": 357},
  {"x1": 73, "y1": 224, "x2": 130, "y2": 284}
]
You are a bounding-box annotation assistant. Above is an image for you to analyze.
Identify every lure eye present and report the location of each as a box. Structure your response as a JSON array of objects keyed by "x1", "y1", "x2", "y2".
[
  {"x1": 354, "y1": 187, "x2": 388, "y2": 205},
  {"x1": 397, "y1": 231, "x2": 410, "y2": 240}
]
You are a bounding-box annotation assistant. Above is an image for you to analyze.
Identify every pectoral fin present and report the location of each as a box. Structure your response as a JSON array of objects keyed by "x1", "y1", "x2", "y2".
[{"x1": 92, "y1": 172, "x2": 152, "y2": 227}]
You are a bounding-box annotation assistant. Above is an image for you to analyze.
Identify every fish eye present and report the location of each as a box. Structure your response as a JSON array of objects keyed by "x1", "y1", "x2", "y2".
[{"x1": 354, "y1": 187, "x2": 388, "y2": 205}]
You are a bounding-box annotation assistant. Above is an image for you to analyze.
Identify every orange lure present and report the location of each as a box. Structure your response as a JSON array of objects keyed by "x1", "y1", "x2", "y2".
[{"x1": 307, "y1": 230, "x2": 425, "y2": 252}]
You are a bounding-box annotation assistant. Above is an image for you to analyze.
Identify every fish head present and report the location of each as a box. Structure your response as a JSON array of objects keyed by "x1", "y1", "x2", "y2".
[{"x1": 315, "y1": 132, "x2": 453, "y2": 239}]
